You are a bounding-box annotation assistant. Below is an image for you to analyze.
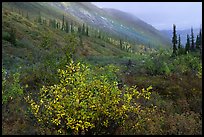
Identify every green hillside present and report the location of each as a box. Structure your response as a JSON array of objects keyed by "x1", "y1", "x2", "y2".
[
  {"x1": 2, "y1": 3, "x2": 131, "y2": 70},
  {"x1": 48, "y1": 2, "x2": 171, "y2": 48},
  {"x1": 2, "y1": 2, "x2": 202, "y2": 135}
]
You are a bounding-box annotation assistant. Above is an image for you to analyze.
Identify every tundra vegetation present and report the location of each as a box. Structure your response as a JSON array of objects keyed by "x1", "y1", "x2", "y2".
[{"x1": 2, "y1": 3, "x2": 202, "y2": 135}]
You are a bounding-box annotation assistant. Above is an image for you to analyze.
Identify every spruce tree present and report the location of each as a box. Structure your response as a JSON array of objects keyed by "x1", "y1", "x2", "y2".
[
  {"x1": 65, "y1": 21, "x2": 69, "y2": 33},
  {"x1": 178, "y1": 34, "x2": 181, "y2": 49},
  {"x1": 199, "y1": 28, "x2": 202, "y2": 48},
  {"x1": 195, "y1": 35, "x2": 200, "y2": 49},
  {"x1": 56, "y1": 22, "x2": 59, "y2": 29},
  {"x1": 38, "y1": 12, "x2": 42, "y2": 24},
  {"x1": 82, "y1": 23, "x2": 85, "y2": 35},
  {"x1": 61, "y1": 15, "x2": 65, "y2": 31},
  {"x1": 78, "y1": 26, "x2": 81, "y2": 34},
  {"x1": 178, "y1": 34, "x2": 182, "y2": 54},
  {"x1": 190, "y1": 27, "x2": 195, "y2": 50},
  {"x1": 172, "y1": 24, "x2": 177, "y2": 55},
  {"x1": 71, "y1": 21, "x2": 74, "y2": 33},
  {"x1": 86, "y1": 25, "x2": 89, "y2": 36},
  {"x1": 185, "y1": 34, "x2": 190, "y2": 53},
  {"x1": 120, "y1": 39, "x2": 123, "y2": 49},
  {"x1": 200, "y1": 29, "x2": 202, "y2": 56}
]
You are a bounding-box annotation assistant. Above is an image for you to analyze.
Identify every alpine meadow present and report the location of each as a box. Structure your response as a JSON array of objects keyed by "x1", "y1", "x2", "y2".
[{"x1": 2, "y1": 2, "x2": 202, "y2": 135}]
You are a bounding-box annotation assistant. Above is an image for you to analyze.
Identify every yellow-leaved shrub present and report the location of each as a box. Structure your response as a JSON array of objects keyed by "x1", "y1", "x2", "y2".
[{"x1": 25, "y1": 60, "x2": 152, "y2": 135}]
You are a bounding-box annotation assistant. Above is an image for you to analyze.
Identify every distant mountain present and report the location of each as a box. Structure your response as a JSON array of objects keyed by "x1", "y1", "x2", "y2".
[
  {"x1": 161, "y1": 28, "x2": 201, "y2": 46},
  {"x1": 102, "y1": 8, "x2": 171, "y2": 47},
  {"x1": 47, "y1": 2, "x2": 171, "y2": 48}
]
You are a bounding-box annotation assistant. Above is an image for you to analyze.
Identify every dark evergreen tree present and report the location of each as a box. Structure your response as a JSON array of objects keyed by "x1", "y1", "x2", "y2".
[
  {"x1": 144, "y1": 46, "x2": 147, "y2": 52},
  {"x1": 54, "y1": 21, "x2": 57, "y2": 29},
  {"x1": 199, "y1": 29, "x2": 202, "y2": 46},
  {"x1": 82, "y1": 23, "x2": 85, "y2": 35},
  {"x1": 71, "y1": 21, "x2": 74, "y2": 33},
  {"x1": 200, "y1": 28, "x2": 202, "y2": 56},
  {"x1": 172, "y1": 24, "x2": 177, "y2": 55},
  {"x1": 61, "y1": 14, "x2": 65, "y2": 31},
  {"x1": 56, "y1": 22, "x2": 59, "y2": 29},
  {"x1": 65, "y1": 21, "x2": 69, "y2": 33},
  {"x1": 120, "y1": 39, "x2": 123, "y2": 49},
  {"x1": 178, "y1": 34, "x2": 181, "y2": 49},
  {"x1": 86, "y1": 25, "x2": 89, "y2": 36},
  {"x1": 195, "y1": 35, "x2": 200, "y2": 49},
  {"x1": 78, "y1": 26, "x2": 82, "y2": 34},
  {"x1": 185, "y1": 34, "x2": 190, "y2": 53},
  {"x1": 190, "y1": 27, "x2": 195, "y2": 50},
  {"x1": 38, "y1": 12, "x2": 42, "y2": 24}
]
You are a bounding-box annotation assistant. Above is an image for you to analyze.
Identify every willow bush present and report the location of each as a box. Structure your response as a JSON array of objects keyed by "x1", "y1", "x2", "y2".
[
  {"x1": 2, "y1": 68, "x2": 24, "y2": 105},
  {"x1": 25, "y1": 60, "x2": 153, "y2": 135}
]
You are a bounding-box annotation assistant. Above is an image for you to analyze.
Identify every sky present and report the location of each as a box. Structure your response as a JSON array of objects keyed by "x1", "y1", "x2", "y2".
[{"x1": 92, "y1": 2, "x2": 202, "y2": 30}]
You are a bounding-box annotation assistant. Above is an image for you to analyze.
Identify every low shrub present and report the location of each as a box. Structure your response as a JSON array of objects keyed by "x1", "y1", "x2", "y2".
[
  {"x1": 2, "y1": 68, "x2": 24, "y2": 105},
  {"x1": 25, "y1": 60, "x2": 153, "y2": 135}
]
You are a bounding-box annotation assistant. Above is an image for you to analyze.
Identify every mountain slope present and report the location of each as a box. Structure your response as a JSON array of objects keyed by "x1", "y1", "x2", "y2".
[
  {"x1": 3, "y1": 2, "x2": 171, "y2": 49},
  {"x1": 2, "y1": 3, "x2": 129, "y2": 70},
  {"x1": 2, "y1": 2, "x2": 173, "y2": 71},
  {"x1": 47, "y1": 2, "x2": 171, "y2": 48},
  {"x1": 102, "y1": 8, "x2": 171, "y2": 47}
]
